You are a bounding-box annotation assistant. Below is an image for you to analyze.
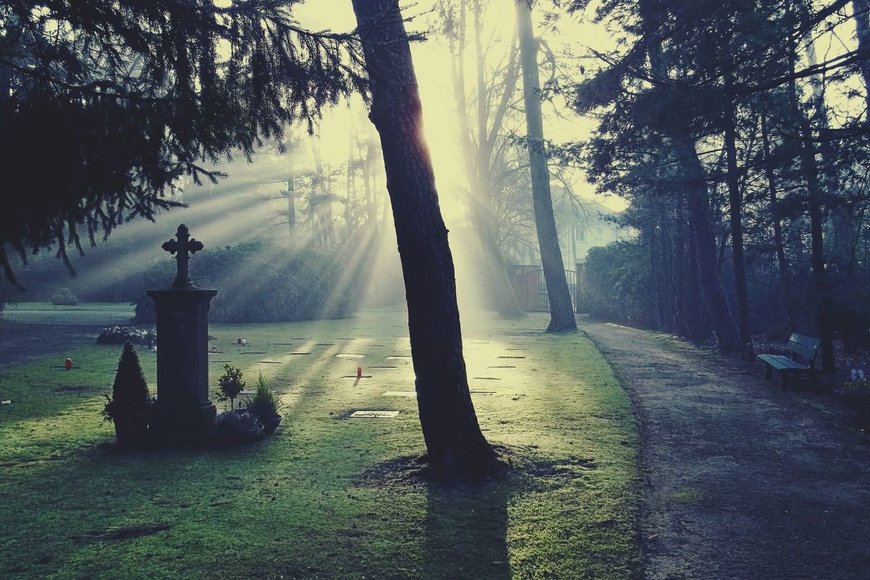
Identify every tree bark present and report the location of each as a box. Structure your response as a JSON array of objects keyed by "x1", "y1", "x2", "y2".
[
  {"x1": 351, "y1": 0, "x2": 498, "y2": 479},
  {"x1": 722, "y1": 89, "x2": 752, "y2": 356},
  {"x1": 515, "y1": 0, "x2": 576, "y2": 332},
  {"x1": 792, "y1": 16, "x2": 836, "y2": 371},
  {"x1": 796, "y1": 103, "x2": 836, "y2": 372},
  {"x1": 672, "y1": 135, "x2": 742, "y2": 352},
  {"x1": 759, "y1": 111, "x2": 797, "y2": 328}
]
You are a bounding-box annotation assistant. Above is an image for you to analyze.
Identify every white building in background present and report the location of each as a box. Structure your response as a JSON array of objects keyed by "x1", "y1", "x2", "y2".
[{"x1": 560, "y1": 201, "x2": 629, "y2": 270}]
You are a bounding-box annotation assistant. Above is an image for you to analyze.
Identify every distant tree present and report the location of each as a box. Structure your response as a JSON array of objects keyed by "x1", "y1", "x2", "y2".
[
  {"x1": 351, "y1": 0, "x2": 499, "y2": 479},
  {"x1": 515, "y1": 0, "x2": 576, "y2": 333},
  {"x1": 440, "y1": 0, "x2": 525, "y2": 317},
  {"x1": 0, "y1": 1, "x2": 363, "y2": 284}
]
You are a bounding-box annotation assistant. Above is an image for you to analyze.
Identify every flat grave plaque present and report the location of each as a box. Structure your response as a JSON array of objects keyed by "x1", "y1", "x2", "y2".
[
  {"x1": 383, "y1": 391, "x2": 416, "y2": 397},
  {"x1": 385, "y1": 355, "x2": 412, "y2": 360},
  {"x1": 350, "y1": 410, "x2": 400, "y2": 418},
  {"x1": 336, "y1": 353, "x2": 366, "y2": 359},
  {"x1": 370, "y1": 365, "x2": 398, "y2": 369},
  {"x1": 472, "y1": 377, "x2": 501, "y2": 380},
  {"x1": 488, "y1": 365, "x2": 516, "y2": 368},
  {"x1": 498, "y1": 356, "x2": 526, "y2": 359}
]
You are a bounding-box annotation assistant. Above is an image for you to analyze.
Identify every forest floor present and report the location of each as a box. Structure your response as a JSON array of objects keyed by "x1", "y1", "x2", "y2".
[{"x1": 581, "y1": 319, "x2": 870, "y2": 580}]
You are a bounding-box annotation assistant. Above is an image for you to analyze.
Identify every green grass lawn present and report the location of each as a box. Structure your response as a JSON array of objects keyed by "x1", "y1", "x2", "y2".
[{"x1": 0, "y1": 307, "x2": 639, "y2": 579}]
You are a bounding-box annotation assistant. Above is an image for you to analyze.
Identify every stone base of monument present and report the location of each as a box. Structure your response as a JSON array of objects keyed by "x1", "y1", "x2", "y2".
[{"x1": 149, "y1": 401, "x2": 217, "y2": 442}]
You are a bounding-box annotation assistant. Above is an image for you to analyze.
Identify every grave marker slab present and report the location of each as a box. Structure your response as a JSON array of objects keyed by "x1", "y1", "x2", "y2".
[{"x1": 350, "y1": 410, "x2": 400, "y2": 418}]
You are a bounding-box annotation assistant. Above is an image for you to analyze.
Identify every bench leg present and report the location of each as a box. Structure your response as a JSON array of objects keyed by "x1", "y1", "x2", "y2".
[
  {"x1": 781, "y1": 371, "x2": 789, "y2": 391},
  {"x1": 764, "y1": 365, "x2": 772, "y2": 381}
]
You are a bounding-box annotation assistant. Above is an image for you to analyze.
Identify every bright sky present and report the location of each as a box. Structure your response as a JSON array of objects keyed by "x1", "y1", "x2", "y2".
[{"x1": 293, "y1": 0, "x2": 626, "y2": 217}]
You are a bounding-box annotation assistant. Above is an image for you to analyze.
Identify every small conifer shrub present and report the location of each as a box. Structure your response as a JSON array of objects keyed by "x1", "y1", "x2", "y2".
[
  {"x1": 244, "y1": 374, "x2": 284, "y2": 434},
  {"x1": 102, "y1": 341, "x2": 152, "y2": 447}
]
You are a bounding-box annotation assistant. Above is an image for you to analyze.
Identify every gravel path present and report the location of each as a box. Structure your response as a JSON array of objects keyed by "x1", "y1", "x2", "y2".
[{"x1": 581, "y1": 320, "x2": 870, "y2": 580}]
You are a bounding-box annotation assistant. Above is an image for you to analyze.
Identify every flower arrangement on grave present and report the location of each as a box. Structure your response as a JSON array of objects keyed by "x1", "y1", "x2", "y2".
[
  {"x1": 243, "y1": 374, "x2": 284, "y2": 434},
  {"x1": 213, "y1": 409, "x2": 264, "y2": 442},
  {"x1": 217, "y1": 363, "x2": 245, "y2": 410},
  {"x1": 102, "y1": 341, "x2": 152, "y2": 447}
]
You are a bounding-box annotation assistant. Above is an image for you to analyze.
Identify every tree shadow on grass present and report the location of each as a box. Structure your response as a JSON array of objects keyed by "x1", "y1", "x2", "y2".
[
  {"x1": 421, "y1": 477, "x2": 512, "y2": 579},
  {"x1": 357, "y1": 450, "x2": 514, "y2": 579}
]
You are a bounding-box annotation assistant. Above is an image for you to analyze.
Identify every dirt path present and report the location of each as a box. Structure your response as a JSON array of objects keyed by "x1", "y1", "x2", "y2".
[{"x1": 581, "y1": 320, "x2": 870, "y2": 579}]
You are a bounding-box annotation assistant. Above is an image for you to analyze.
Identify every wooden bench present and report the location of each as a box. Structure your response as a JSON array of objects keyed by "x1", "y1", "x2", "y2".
[{"x1": 756, "y1": 333, "x2": 820, "y2": 390}]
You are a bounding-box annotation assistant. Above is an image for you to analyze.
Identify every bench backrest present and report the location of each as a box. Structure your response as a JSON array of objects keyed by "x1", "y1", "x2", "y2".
[{"x1": 787, "y1": 333, "x2": 820, "y2": 366}]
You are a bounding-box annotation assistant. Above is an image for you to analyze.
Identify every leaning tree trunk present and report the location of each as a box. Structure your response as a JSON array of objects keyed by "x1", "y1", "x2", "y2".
[
  {"x1": 672, "y1": 135, "x2": 742, "y2": 353},
  {"x1": 515, "y1": 0, "x2": 576, "y2": 333},
  {"x1": 351, "y1": 0, "x2": 498, "y2": 479}
]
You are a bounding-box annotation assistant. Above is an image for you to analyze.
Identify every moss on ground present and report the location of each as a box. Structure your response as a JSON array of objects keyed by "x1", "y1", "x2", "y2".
[{"x1": 0, "y1": 308, "x2": 639, "y2": 579}]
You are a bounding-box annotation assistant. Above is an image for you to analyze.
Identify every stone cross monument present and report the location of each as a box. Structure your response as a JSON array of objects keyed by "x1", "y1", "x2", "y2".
[
  {"x1": 148, "y1": 224, "x2": 217, "y2": 439},
  {"x1": 161, "y1": 224, "x2": 204, "y2": 288}
]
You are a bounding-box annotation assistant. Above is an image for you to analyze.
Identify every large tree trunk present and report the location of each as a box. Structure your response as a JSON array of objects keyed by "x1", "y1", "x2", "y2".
[
  {"x1": 722, "y1": 90, "x2": 752, "y2": 356},
  {"x1": 672, "y1": 135, "x2": 742, "y2": 352},
  {"x1": 759, "y1": 111, "x2": 797, "y2": 328},
  {"x1": 796, "y1": 103, "x2": 836, "y2": 372},
  {"x1": 792, "y1": 18, "x2": 836, "y2": 371},
  {"x1": 351, "y1": 0, "x2": 498, "y2": 479},
  {"x1": 515, "y1": 0, "x2": 576, "y2": 332}
]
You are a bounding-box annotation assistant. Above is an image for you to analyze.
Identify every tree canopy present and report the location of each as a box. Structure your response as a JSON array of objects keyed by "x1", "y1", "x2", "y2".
[{"x1": 0, "y1": 0, "x2": 363, "y2": 283}]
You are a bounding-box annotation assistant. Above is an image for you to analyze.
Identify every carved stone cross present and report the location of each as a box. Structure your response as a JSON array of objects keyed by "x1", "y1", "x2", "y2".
[{"x1": 161, "y1": 224, "x2": 204, "y2": 288}]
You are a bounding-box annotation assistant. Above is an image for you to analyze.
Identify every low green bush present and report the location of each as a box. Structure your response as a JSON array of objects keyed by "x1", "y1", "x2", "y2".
[
  {"x1": 243, "y1": 375, "x2": 284, "y2": 434},
  {"x1": 51, "y1": 287, "x2": 79, "y2": 306},
  {"x1": 582, "y1": 241, "x2": 652, "y2": 325}
]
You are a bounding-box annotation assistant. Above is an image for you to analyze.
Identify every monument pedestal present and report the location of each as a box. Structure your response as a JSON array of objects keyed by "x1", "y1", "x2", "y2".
[{"x1": 148, "y1": 288, "x2": 218, "y2": 438}]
